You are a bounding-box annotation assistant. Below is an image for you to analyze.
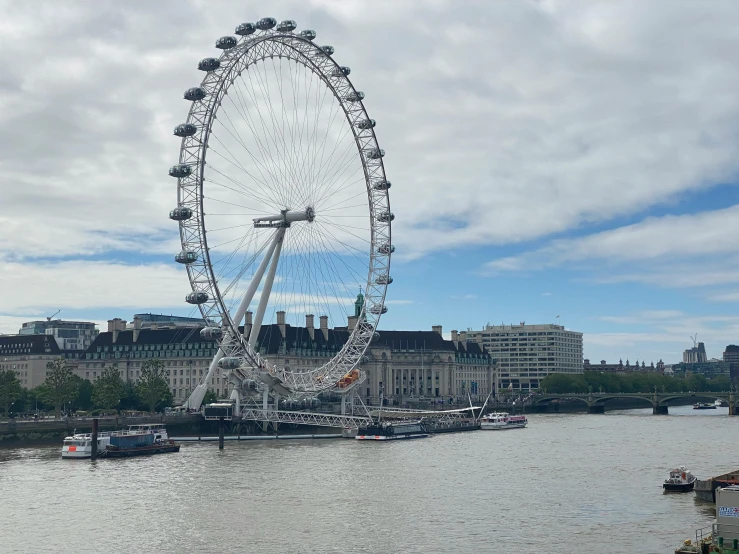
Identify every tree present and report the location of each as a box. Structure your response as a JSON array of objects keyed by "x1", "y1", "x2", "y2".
[
  {"x1": 0, "y1": 369, "x2": 22, "y2": 416},
  {"x1": 136, "y1": 359, "x2": 172, "y2": 413},
  {"x1": 42, "y1": 358, "x2": 78, "y2": 419},
  {"x1": 73, "y1": 377, "x2": 94, "y2": 411},
  {"x1": 202, "y1": 390, "x2": 218, "y2": 405},
  {"x1": 92, "y1": 364, "x2": 125, "y2": 410}
]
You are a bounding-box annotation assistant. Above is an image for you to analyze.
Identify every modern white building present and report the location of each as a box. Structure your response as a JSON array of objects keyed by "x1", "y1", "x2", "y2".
[
  {"x1": 19, "y1": 319, "x2": 99, "y2": 351},
  {"x1": 463, "y1": 323, "x2": 583, "y2": 391}
]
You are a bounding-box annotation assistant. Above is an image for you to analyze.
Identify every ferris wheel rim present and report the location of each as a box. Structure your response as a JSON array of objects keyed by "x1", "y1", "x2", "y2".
[{"x1": 173, "y1": 24, "x2": 392, "y2": 394}]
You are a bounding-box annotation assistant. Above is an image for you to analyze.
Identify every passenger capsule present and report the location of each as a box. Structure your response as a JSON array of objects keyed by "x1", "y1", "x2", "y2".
[
  {"x1": 235, "y1": 22, "x2": 256, "y2": 36},
  {"x1": 366, "y1": 148, "x2": 385, "y2": 160},
  {"x1": 216, "y1": 36, "x2": 238, "y2": 49},
  {"x1": 378, "y1": 242, "x2": 395, "y2": 254},
  {"x1": 169, "y1": 206, "x2": 193, "y2": 221},
  {"x1": 169, "y1": 164, "x2": 192, "y2": 178},
  {"x1": 299, "y1": 29, "x2": 316, "y2": 41},
  {"x1": 345, "y1": 91, "x2": 365, "y2": 102},
  {"x1": 184, "y1": 87, "x2": 206, "y2": 101},
  {"x1": 369, "y1": 305, "x2": 388, "y2": 315},
  {"x1": 276, "y1": 20, "x2": 297, "y2": 32},
  {"x1": 200, "y1": 326, "x2": 223, "y2": 340},
  {"x1": 256, "y1": 17, "x2": 277, "y2": 30},
  {"x1": 185, "y1": 291, "x2": 209, "y2": 305},
  {"x1": 175, "y1": 250, "x2": 198, "y2": 264},
  {"x1": 377, "y1": 211, "x2": 395, "y2": 222},
  {"x1": 198, "y1": 58, "x2": 221, "y2": 71},
  {"x1": 357, "y1": 119, "x2": 375, "y2": 129},
  {"x1": 332, "y1": 66, "x2": 350, "y2": 77},
  {"x1": 373, "y1": 179, "x2": 391, "y2": 190},
  {"x1": 320, "y1": 45, "x2": 334, "y2": 55},
  {"x1": 174, "y1": 123, "x2": 197, "y2": 137},
  {"x1": 376, "y1": 274, "x2": 393, "y2": 285},
  {"x1": 218, "y1": 357, "x2": 242, "y2": 370}
]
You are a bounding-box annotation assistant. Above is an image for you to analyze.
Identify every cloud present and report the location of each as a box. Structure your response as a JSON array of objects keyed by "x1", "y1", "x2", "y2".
[{"x1": 450, "y1": 294, "x2": 477, "y2": 300}]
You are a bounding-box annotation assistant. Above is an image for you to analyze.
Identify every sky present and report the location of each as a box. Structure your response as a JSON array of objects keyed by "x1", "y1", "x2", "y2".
[{"x1": 2, "y1": 0, "x2": 739, "y2": 365}]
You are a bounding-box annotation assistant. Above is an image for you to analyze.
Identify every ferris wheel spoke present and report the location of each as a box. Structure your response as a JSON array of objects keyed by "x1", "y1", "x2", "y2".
[
  {"x1": 221, "y1": 94, "x2": 284, "y2": 193},
  {"x1": 312, "y1": 226, "x2": 369, "y2": 286},
  {"x1": 207, "y1": 146, "x2": 283, "y2": 208},
  {"x1": 231, "y1": 78, "x2": 287, "y2": 194},
  {"x1": 314, "y1": 174, "x2": 368, "y2": 210},
  {"x1": 252, "y1": 59, "x2": 299, "y2": 202}
]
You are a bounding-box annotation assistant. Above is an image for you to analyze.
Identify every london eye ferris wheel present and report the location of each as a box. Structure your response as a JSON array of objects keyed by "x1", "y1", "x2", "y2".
[{"x1": 168, "y1": 17, "x2": 393, "y2": 408}]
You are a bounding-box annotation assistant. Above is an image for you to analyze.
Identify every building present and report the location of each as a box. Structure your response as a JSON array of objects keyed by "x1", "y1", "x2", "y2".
[
  {"x1": 723, "y1": 345, "x2": 739, "y2": 379},
  {"x1": 670, "y1": 361, "x2": 731, "y2": 379},
  {"x1": 0, "y1": 334, "x2": 65, "y2": 388},
  {"x1": 19, "y1": 319, "x2": 99, "y2": 351},
  {"x1": 583, "y1": 359, "x2": 660, "y2": 373},
  {"x1": 464, "y1": 323, "x2": 583, "y2": 391},
  {"x1": 683, "y1": 341, "x2": 708, "y2": 363},
  {"x1": 74, "y1": 313, "x2": 496, "y2": 405},
  {"x1": 127, "y1": 313, "x2": 208, "y2": 329}
]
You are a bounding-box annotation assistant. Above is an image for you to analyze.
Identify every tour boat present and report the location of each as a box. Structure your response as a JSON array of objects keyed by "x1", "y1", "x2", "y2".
[
  {"x1": 663, "y1": 466, "x2": 697, "y2": 492},
  {"x1": 61, "y1": 424, "x2": 170, "y2": 459},
  {"x1": 61, "y1": 431, "x2": 112, "y2": 459},
  {"x1": 693, "y1": 402, "x2": 716, "y2": 410},
  {"x1": 480, "y1": 412, "x2": 528, "y2": 430},
  {"x1": 356, "y1": 420, "x2": 429, "y2": 441},
  {"x1": 715, "y1": 399, "x2": 724, "y2": 408}
]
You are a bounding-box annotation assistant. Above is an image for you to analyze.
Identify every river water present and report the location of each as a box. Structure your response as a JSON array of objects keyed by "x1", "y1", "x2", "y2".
[{"x1": 0, "y1": 405, "x2": 735, "y2": 553}]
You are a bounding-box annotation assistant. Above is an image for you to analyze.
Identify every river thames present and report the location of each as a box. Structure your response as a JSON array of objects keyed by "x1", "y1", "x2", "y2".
[{"x1": 1, "y1": 406, "x2": 735, "y2": 553}]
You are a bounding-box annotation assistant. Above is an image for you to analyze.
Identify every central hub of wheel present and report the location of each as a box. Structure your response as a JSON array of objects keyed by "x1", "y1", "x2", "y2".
[{"x1": 253, "y1": 207, "x2": 315, "y2": 228}]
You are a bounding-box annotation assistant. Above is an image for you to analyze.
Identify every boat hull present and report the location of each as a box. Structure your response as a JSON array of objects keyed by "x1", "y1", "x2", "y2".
[
  {"x1": 663, "y1": 482, "x2": 695, "y2": 492},
  {"x1": 480, "y1": 423, "x2": 528, "y2": 430},
  {"x1": 356, "y1": 434, "x2": 429, "y2": 441},
  {"x1": 103, "y1": 443, "x2": 180, "y2": 457}
]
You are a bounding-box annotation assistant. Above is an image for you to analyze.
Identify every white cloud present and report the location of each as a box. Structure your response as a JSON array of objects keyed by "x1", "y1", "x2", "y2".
[{"x1": 0, "y1": 260, "x2": 188, "y2": 315}]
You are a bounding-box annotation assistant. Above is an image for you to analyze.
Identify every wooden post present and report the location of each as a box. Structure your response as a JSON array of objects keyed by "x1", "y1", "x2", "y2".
[
  {"x1": 91, "y1": 418, "x2": 99, "y2": 460},
  {"x1": 218, "y1": 416, "x2": 224, "y2": 450}
]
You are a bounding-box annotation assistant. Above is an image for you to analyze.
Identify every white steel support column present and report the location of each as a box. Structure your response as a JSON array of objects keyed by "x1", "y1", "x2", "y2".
[
  {"x1": 182, "y1": 230, "x2": 281, "y2": 411},
  {"x1": 232, "y1": 229, "x2": 281, "y2": 328},
  {"x1": 249, "y1": 227, "x2": 286, "y2": 349}
]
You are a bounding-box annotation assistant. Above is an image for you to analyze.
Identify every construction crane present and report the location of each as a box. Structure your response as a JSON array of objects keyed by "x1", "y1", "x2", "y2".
[
  {"x1": 46, "y1": 309, "x2": 60, "y2": 322},
  {"x1": 690, "y1": 333, "x2": 698, "y2": 348}
]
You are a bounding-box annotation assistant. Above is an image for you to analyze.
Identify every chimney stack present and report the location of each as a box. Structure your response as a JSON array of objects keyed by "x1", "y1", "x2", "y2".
[
  {"x1": 245, "y1": 311, "x2": 253, "y2": 340},
  {"x1": 432, "y1": 325, "x2": 442, "y2": 336},
  {"x1": 133, "y1": 316, "x2": 142, "y2": 343},
  {"x1": 277, "y1": 310, "x2": 286, "y2": 338},
  {"x1": 108, "y1": 318, "x2": 126, "y2": 343},
  {"x1": 320, "y1": 315, "x2": 329, "y2": 340},
  {"x1": 459, "y1": 331, "x2": 467, "y2": 342},
  {"x1": 451, "y1": 329, "x2": 458, "y2": 343},
  {"x1": 348, "y1": 315, "x2": 358, "y2": 331},
  {"x1": 306, "y1": 314, "x2": 315, "y2": 341}
]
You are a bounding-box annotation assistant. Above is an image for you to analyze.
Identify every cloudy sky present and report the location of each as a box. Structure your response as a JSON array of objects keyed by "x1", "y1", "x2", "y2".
[{"x1": 2, "y1": 0, "x2": 739, "y2": 364}]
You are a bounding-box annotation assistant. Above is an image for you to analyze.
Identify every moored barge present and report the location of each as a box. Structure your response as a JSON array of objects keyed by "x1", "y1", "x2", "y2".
[{"x1": 695, "y1": 469, "x2": 739, "y2": 502}]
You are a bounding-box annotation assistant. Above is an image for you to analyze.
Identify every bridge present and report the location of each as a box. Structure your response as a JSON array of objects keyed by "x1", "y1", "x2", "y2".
[{"x1": 532, "y1": 389, "x2": 738, "y2": 415}]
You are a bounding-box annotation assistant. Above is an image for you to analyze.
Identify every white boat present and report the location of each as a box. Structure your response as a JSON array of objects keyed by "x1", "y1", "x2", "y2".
[
  {"x1": 715, "y1": 399, "x2": 724, "y2": 407},
  {"x1": 61, "y1": 424, "x2": 169, "y2": 459},
  {"x1": 663, "y1": 466, "x2": 697, "y2": 492},
  {"x1": 480, "y1": 412, "x2": 528, "y2": 430},
  {"x1": 61, "y1": 432, "x2": 112, "y2": 459}
]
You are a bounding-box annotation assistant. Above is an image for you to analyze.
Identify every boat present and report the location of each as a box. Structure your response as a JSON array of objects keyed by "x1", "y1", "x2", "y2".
[
  {"x1": 715, "y1": 399, "x2": 724, "y2": 407},
  {"x1": 693, "y1": 402, "x2": 716, "y2": 410},
  {"x1": 61, "y1": 431, "x2": 112, "y2": 459},
  {"x1": 355, "y1": 420, "x2": 429, "y2": 441},
  {"x1": 423, "y1": 419, "x2": 480, "y2": 434},
  {"x1": 663, "y1": 466, "x2": 697, "y2": 492},
  {"x1": 61, "y1": 424, "x2": 174, "y2": 459},
  {"x1": 480, "y1": 412, "x2": 528, "y2": 430},
  {"x1": 694, "y1": 469, "x2": 739, "y2": 502}
]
